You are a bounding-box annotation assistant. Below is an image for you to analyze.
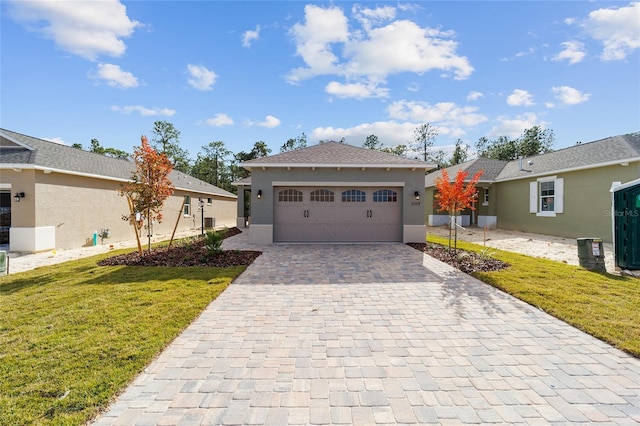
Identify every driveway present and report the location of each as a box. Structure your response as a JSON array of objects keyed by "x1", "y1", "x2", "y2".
[{"x1": 94, "y1": 233, "x2": 640, "y2": 425}]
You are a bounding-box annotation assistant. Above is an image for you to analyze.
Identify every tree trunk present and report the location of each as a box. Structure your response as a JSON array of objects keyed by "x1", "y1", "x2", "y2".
[{"x1": 126, "y1": 196, "x2": 143, "y2": 255}]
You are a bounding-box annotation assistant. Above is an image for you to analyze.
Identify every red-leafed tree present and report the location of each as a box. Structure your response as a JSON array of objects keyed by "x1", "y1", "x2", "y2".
[
  {"x1": 119, "y1": 135, "x2": 175, "y2": 254},
  {"x1": 434, "y1": 168, "x2": 483, "y2": 252}
]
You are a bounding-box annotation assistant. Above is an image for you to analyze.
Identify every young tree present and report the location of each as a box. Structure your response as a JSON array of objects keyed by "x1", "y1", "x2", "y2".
[
  {"x1": 119, "y1": 135, "x2": 175, "y2": 254},
  {"x1": 151, "y1": 121, "x2": 191, "y2": 173},
  {"x1": 412, "y1": 123, "x2": 439, "y2": 162},
  {"x1": 434, "y1": 168, "x2": 483, "y2": 253}
]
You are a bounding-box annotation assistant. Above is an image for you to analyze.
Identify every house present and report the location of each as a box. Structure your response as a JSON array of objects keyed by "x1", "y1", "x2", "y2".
[
  {"x1": 235, "y1": 142, "x2": 435, "y2": 244},
  {"x1": 0, "y1": 129, "x2": 237, "y2": 252},
  {"x1": 425, "y1": 134, "x2": 640, "y2": 243}
]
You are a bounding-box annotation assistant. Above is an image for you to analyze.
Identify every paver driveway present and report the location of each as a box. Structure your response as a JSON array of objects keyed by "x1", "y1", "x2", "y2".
[{"x1": 94, "y1": 233, "x2": 640, "y2": 425}]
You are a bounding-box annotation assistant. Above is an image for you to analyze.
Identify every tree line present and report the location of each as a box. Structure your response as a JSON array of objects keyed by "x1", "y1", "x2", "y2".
[{"x1": 74, "y1": 120, "x2": 557, "y2": 193}]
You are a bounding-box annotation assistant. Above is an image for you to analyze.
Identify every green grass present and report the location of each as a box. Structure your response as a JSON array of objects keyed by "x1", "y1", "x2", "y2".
[
  {"x1": 0, "y1": 248, "x2": 246, "y2": 426},
  {"x1": 428, "y1": 234, "x2": 640, "y2": 358}
]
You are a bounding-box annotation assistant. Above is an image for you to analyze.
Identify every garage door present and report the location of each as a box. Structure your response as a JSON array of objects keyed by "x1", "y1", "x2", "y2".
[{"x1": 274, "y1": 187, "x2": 402, "y2": 242}]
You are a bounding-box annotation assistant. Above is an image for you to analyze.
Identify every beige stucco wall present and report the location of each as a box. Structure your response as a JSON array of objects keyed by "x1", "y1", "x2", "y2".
[
  {"x1": 3, "y1": 168, "x2": 236, "y2": 251},
  {"x1": 495, "y1": 163, "x2": 640, "y2": 242}
]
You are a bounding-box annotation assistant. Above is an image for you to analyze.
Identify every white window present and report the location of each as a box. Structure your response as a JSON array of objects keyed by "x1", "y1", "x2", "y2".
[
  {"x1": 483, "y1": 188, "x2": 489, "y2": 206},
  {"x1": 183, "y1": 195, "x2": 191, "y2": 215},
  {"x1": 530, "y1": 177, "x2": 563, "y2": 217}
]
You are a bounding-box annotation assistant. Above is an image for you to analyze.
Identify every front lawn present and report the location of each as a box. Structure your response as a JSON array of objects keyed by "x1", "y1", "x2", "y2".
[
  {"x1": 0, "y1": 247, "x2": 247, "y2": 425},
  {"x1": 425, "y1": 235, "x2": 640, "y2": 358}
]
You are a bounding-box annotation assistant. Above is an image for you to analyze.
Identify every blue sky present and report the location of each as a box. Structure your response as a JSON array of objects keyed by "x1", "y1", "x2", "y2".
[{"x1": 2, "y1": 1, "x2": 639, "y2": 160}]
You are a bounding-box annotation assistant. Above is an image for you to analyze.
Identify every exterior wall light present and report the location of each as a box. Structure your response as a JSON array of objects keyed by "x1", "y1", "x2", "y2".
[
  {"x1": 257, "y1": 190, "x2": 262, "y2": 199},
  {"x1": 14, "y1": 192, "x2": 25, "y2": 202},
  {"x1": 414, "y1": 191, "x2": 420, "y2": 201}
]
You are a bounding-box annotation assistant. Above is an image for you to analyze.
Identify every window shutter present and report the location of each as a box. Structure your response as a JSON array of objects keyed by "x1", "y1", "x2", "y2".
[
  {"x1": 555, "y1": 178, "x2": 564, "y2": 213},
  {"x1": 529, "y1": 181, "x2": 538, "y2": 213}
]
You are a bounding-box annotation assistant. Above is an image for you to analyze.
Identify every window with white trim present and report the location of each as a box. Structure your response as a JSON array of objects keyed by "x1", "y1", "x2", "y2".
[
  {"x1": 529, "y1": 177, "x2": 563, "y2": 217},
  {"x1": 183, "y1": 195, "x2": 191, "y2": 215}
]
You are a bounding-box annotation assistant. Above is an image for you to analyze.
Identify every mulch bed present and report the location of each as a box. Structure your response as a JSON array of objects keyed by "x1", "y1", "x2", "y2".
[
  {"x1": 97, "y1": 227, "x2": 261, "y2": 267},
  {"x1": 408, "y1": 242, "x2": 509, "y2": 274}
]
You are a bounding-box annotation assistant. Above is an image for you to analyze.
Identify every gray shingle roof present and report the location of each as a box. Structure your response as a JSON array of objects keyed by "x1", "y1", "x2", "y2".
[
  {"x1": 425, "y1": 157, "x2": 508, "y2": 186},
  {"x1": 241, "y1": 141, "x2": 434, "y2": 169},
  {"x1": 495, "y1": 134, "x2": 640, "y2": 181},
  {"x1": 425, "y1": 134, "x2": 640, "y2": 186},
  {"x1": 0, "y1": 128, "x2": 236, "y2": 198}
]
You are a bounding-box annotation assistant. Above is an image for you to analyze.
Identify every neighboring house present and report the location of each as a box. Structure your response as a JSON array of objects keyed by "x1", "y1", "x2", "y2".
[
  {"x1": 425, "y1": 134, "x2": 640, "y2": 243},
  {"x1": 0, "y1": 129, "x2": 237, "y2": 252},
  {"x1": 235, "y1": 142, "x2": 435, "y2": 244}
]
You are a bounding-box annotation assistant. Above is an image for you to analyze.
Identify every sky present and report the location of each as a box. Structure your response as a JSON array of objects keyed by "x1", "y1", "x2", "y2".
[{"x1": 1, "y1": 0, "x2": 639, "y2": 161}]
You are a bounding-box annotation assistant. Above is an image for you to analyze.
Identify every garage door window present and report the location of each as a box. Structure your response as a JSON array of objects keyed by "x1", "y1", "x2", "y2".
[
  {"x1": 342, "y1": 189, "x2": 366, "y2": 202},
  {"x1": 311, "y1": 189, "x2": 334, "y2": 202},
  {"x1": 373, "y1": 189, "x2": 397, "y2": 203},
  {"x1": 278, "y1": 189, "x2": 303, "y2": 202}
]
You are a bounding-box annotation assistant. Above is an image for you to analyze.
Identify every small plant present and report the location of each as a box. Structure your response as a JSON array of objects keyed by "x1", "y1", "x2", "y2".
[
  {"x1": 204, "y1": 228, "x2": 226, "y2": 255},
  {"x1": 479, "y1": 247, "x2": 496, "y2": 260}
]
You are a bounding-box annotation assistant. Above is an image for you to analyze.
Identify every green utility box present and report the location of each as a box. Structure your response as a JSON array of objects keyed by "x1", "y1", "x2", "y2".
[
  {"x1": 577, "y1": 238, "x2": 606, "y2": 272},
  {"x1": 612, "y1": 181, "x2": 640, "y2": 270}
]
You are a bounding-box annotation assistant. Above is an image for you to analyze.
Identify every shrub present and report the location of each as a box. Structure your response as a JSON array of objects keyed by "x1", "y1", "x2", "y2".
[{"x1": 204, "y1": 228, "x2": 226, "y2": 255}]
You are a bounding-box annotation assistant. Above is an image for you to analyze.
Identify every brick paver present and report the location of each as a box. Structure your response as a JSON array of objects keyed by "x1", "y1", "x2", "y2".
[{"x1": 93, "y1": 231, "x2": 640, "y2": 425}]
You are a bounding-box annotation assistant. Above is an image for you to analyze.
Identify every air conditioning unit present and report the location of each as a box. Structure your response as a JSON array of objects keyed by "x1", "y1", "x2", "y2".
[{"x1": 204, "y1": 217, "x2": 215, "y2": 228}]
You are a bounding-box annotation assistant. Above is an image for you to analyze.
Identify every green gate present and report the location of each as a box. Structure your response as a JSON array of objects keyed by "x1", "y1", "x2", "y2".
[{"x1": 613, "y1": 181, "x2": 640, "y2": 270}]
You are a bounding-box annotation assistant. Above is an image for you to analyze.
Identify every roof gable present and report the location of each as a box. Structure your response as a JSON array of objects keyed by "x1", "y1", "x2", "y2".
[{"x1": 241, "y1": 141, "x2": 434, "y2": 169}]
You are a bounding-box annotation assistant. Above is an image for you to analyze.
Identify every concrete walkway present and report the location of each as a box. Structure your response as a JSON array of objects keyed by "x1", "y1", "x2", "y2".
[{"x1": 94, "y1": 232, "x2": 640, "y2": 425}]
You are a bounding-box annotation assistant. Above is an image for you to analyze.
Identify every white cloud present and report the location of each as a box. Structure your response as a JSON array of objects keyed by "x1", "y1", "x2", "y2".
[
  {"x1": 8, "y1": 0, "x2": 139, "y2": 60},
  {"x1": 187, "y1": 64, "x2": 217, "y2": 91},
  {"x1": 507, "y1": 89, "x2": 535, "y2": 107},
  {"x1": 486, "y1": 113, "x2": 547, "y2": 139},
  {"x1": 242, "y1": 25, "x2": 260, "y2": 48},
  {"x1": 111, "y1": 105, "x2": 175, "y2": 116},
  {"x1": 406, "y1": 82, "x2": 420, "y2": 92},
  {"x1": 466, "y1": 91, "x2": 484, "y2": 101},
  {"x1": 288, "y1": 4, "x2": 349, "y2": 83},
  {"x1": 551, "y1": 86, "x2": 591, "y2": 105},
  {"x1": 92, "y1": 63, "x2": 138, "y2": 88},
  {"x1": 387, "y1": 100, "x2": 487, "y2": 128},
  {"x1": 287, "y1": 4, "x2": 473, "y2": 89},
  {"x1": 352, "y1": 4, "x2": 396, "y2": 31},
  {"x1": 257, "y1": 115, "x2": 281, "y2": 128},
  {"x1": 206, "y1": 113, "x2": 234, "y2": 126},
  {"x1": 343, "y1": 20, "x2": 473, "y2": 80},
  {"x1": 553, "y1": 41, "x2": 586, "y2": 64},
  {"x1": 311, "y1": 121, "x2": 418, "y2": 146},
  {"x1": 582, "y1": 2, "x2": 640, "y2": 60},
  {"x1": 44, "y1": 137, "x2": 67, "y2": 145},
  {"x1": 325, "y1": 80, "x2": 389, "y2": 99}
]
